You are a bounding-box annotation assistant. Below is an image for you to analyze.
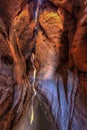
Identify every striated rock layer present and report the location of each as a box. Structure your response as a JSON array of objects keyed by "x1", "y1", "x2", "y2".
[{"x1": 0, "y1": 0, "x2": 87, "y2": 130}]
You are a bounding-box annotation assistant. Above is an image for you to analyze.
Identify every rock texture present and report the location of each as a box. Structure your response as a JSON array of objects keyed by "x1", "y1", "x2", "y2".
[{"x1": 0, "y1": 0, "x2": 87, "y2": 130}]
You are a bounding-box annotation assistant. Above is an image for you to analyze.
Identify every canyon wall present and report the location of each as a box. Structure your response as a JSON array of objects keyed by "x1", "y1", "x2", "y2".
[{"x1": 0, "y1": 0, "x2": 87, "y2": 130}]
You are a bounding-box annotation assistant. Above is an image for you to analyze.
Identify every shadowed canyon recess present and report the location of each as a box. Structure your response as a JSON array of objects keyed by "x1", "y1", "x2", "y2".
[{"x1": 0, "y1": 0, "x2": 87, "y2": 130}]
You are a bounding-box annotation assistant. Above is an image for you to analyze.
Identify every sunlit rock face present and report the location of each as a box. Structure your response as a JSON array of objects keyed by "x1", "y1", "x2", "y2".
[
  {"x1": 0, "y1": 0, "x2": 27, "y2": 33},
  {"x1": 0, "y1": 0, "x2": 87, "y2": 130}
]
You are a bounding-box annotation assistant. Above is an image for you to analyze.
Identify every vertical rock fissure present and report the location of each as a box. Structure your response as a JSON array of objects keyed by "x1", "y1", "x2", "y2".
[{"x1": 29, "y1": 0, "x2": 42, "y2": 125}]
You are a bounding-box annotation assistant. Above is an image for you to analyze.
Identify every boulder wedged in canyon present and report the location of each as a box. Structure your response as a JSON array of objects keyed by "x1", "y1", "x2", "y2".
[{"x1": 0, "y1": 0, "x2": 87, "y2": 130}]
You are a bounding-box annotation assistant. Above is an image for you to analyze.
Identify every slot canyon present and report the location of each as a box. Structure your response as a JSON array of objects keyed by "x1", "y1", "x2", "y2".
[{"x1": 0, "y1": 0, "x2": 87, "y2": 130}]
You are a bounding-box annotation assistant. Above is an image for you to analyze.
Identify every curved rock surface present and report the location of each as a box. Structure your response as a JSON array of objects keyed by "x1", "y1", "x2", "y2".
[{"x1": 0, "y1": 0, "x2": 87, "y2": 130}]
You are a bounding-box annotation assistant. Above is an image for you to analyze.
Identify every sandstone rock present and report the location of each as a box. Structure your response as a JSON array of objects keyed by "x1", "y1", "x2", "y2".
[
  {"x1": 0, "y1": 0, "x2": 27, "y2": 29},
  {"x1": 0, "y1": 0, "x2": 87, "y2": 130}
]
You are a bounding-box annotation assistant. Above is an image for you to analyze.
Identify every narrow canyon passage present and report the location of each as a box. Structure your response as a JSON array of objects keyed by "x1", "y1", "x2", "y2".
[{"x1": 0, "y1": 0, "x2": 87, "y2": 130}]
